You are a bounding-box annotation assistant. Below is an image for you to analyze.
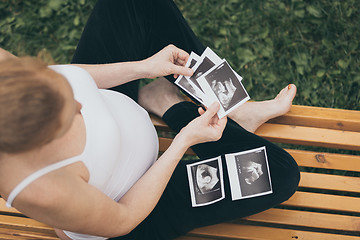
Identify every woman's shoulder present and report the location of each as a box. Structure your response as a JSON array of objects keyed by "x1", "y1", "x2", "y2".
[
  {"x1": 49, "y1": 65, "x2": 96, "y2": 85},
  {"x1": 6, "y1": 160, "x2": 89, "y2": 217},
  {"x1": 50, "y1": 65, "x2": 100, "y2": 104},
  {"x1": 49, "y1": 64, "x2": 88, "y2": 75}
]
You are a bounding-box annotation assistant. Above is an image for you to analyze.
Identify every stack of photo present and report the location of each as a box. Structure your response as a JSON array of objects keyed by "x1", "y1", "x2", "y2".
[{"x1": 175, "y1": 47, "x2": 250, "y2": 118}]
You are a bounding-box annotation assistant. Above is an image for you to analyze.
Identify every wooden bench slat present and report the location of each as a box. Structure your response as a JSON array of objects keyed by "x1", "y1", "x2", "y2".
[
  {"x1": 283, "y1": 192, "x2": 360, "y2": 213},
  {"x1": 269, "y1": 105, "x2": 360, "y2": 132},
  {"x1": 299, "y1": 172, "x2": 360, "y2": 193},
  {"x1": 159, "y1": 137, "x2": 196, "y2": 155},
  {"x1": 159, "y1": 140, "x2": 360, "y2": 172},
  {"x1": 157, "y1": 121, "x2": 360, "y2": 152},
  {"x1": 0, "y1": 233, "x2": 46, "y2": 240},
  {"x1": 151, "y1": 115, "x2": 169, "y2": 130},
  {"x1": 1, "y1": 209, "x2": 358, "y2": 238},
  {"x1": 0, "y1": 233, "x2": 33, "y2": 240},
  {"x1": 242, "y1": 208, "x2": 360, "y2": 233},
  {"x1": 0, "y1": 227, "x2": 58, "y2": 240},
  {"x1": 152, "y1": 104, "x2": 360, "y2": 132},
  {"x1": 0, "y1": 215, "x2": 54, "y2": 233},
  {"x1": 255, "y1": 123, "x2": 360, "y2": 151},
  {"x1": 187, "y1": 223, "x2": 359, "y2": 240},
  {"x1": 153, "y1": 105, "x2": 360, "y2": 151},
  {"x1": 287, "y1": 149, "x2": 360, "y2": 172},
  {"x1": 1, "y1": 198, "x2": 359, "y2": 237},
  {"x1": 175, "y1": 236, "x2": 213, "y2": 240},
  {"x1": 1, "y1": 208, "x2": 358, "y2": 240},
  {"x1": 2, "y1": 192, "x2": 358, "y2": 230},
  {"x1": 0, "y1": 199, "x2": 21, "y2": 215}
]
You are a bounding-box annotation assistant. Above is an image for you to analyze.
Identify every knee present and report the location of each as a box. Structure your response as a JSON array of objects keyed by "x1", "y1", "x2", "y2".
[
  {"x1": 285, "y1": 164, "x2": 300, "y2": 199},
  {"x1": 277, "y1": 155, "x2": 300, "y2": 201}
]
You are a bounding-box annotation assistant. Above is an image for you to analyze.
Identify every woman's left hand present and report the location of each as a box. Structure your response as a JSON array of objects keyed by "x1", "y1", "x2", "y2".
[
  {"x1": 142, "y1": 44, "x2": 193, "y2": 79},
  {"x1": 176, "y1": 102, "x2": 227, "y2": 147}
]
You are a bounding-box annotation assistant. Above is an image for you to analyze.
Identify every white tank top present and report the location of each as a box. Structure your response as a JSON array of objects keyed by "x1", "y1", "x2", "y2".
[{"x1": 6, "y1": 65, "x2": 159, "y2": 239}]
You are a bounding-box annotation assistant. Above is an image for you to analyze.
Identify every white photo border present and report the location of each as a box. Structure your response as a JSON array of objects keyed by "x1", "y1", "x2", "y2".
[
  {"x1": 225, "y1": 146, "x2": 273, "y2": 201},
  {"x1": 175, "y1": 52, "x2": 208, "y2": 104},
  {"x1": 197, "y1": 60, "x2": 250, "y2": 118},
  {"x1": 186, "y1": 156, "x2": 225, "y2": 207}
]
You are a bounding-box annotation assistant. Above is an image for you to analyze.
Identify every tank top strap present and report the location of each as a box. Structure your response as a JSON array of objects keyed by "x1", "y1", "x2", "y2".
[{"x1": 6, "y1": 156, "x2": 82, "y2": 208}]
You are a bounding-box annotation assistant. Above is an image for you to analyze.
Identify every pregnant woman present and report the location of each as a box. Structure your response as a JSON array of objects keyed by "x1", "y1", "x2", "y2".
[{"x1": 0, "y1": 0, "x2": 299, "y2": 239}]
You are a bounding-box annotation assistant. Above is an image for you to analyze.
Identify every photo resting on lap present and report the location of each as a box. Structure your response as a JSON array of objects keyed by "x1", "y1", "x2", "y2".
[
  {"x1": 186, "y1": 157, "x2": 225, "y2": 207},
  {"x1": 186, "y1": 147, "x2": 273, "y2": 206},
  {"x1": 226, "y1": 147, "x2": 273, "y2": 200}
]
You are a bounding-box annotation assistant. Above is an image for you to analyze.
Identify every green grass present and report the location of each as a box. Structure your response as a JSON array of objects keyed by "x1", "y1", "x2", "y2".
[{"x1": 1, "y1": 0, "x2": 359, "y2": 110}]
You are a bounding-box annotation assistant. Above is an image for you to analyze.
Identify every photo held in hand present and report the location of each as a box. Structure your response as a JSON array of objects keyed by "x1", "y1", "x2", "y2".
[{"x1": 175, "y1": 47, "x2": 250, "y2": 118}]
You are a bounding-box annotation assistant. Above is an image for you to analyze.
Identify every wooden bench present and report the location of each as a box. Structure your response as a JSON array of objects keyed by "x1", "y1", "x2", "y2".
[{"x1": 1, "y1": 104, "x2": 359, "y2": 239}]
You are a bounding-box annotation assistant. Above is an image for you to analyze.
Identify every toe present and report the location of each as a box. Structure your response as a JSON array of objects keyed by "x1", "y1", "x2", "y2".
[
  {"x1": 287, "y1": 84, "x2": 297, "y2": 99},
  {"x1": 276, "y1": 85, "x2": 289, "y2": 99}
]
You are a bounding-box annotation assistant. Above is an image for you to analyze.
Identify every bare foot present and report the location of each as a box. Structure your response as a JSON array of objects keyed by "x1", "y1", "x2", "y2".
[
  {"x1": 139, "y1": 77, "x2": 185, "y2": 117},
  {"x1": 228, "y1": 84, "x2": 297, "y2": 133}
]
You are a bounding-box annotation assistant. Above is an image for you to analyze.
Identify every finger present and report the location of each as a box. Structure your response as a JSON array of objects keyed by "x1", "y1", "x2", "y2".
[
  {"x1": 175, "y1": 57, "x2": 187, "y2": 66},
  {"x1": 173, "y1": 46, "x2": 190, "y2": 63},
  {"x1": 202, "y1": 102, "x2": 221, "y2": 120},
  {"x1": 217, "y1": 116, "x2": 227, "y2": 129},
  {"x1": 167, "y1": 44, "x2": 190, "y2": 65},
  {"x1": 198, "y1": 107, "x2": 206, "y2": 115},
  {"x1": 171, "y1": 65, "x2": 193, "y2": 77}
]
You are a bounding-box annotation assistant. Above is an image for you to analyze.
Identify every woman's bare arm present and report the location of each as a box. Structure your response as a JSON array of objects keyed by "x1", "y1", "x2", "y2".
[
  {"x1": 72, "y1": 61, "x2": 149, "y2": 89},
  {"x1": 0, "y1": 45, "x2": 193, "y2": 89},
  {"x1": 72, "y1": 44, "x2": 193, "y2": 89}
]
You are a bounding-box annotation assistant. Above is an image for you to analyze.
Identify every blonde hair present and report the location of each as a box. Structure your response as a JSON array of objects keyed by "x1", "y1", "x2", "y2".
[{"x1": 0, "y1": 57, "x2": 65, "y2": 153}]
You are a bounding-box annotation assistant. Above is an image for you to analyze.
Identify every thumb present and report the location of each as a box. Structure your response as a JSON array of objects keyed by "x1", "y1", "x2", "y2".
[
  {"x1": 198, "y1": 107, "x2": 206, "y2": 115},
  {"x1": 172, "y1": 65, "x2": 193, "y2": 77},
  {"x1": 202, "y1": 102, "x2": 220, "y2": 120}
]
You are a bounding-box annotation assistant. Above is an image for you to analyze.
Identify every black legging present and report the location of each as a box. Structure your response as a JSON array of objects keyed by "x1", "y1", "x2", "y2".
[
  {"x1": 72, "y1": 1, "x2": 300, "y2": 239},
  {"x1": 72, "y1": 0, "x2": 204, "y2": 102}
]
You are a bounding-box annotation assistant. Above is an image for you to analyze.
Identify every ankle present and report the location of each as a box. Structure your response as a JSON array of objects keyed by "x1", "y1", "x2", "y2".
[{"x1": 138, "y1": 78, "x2": 185, "y2": 117}]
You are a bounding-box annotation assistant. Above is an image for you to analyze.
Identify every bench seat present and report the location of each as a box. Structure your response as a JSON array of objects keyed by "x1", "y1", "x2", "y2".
[{"x1": 1, "y1": 104, "x2": 359, "y2": 239}]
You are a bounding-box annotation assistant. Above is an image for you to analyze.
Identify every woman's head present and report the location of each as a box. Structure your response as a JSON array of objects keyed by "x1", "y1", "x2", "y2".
[{"x1": 0, "y1": 57, "x2": 79, "y2": 154}]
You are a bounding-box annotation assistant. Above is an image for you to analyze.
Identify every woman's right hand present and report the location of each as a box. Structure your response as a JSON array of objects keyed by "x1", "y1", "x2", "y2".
[
  {"x1": 141, "y1": 44, "x2": 193, "y2": 79},
  {"x1": 176, "y1": 102, "x2": 227, "y2": 147}
]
